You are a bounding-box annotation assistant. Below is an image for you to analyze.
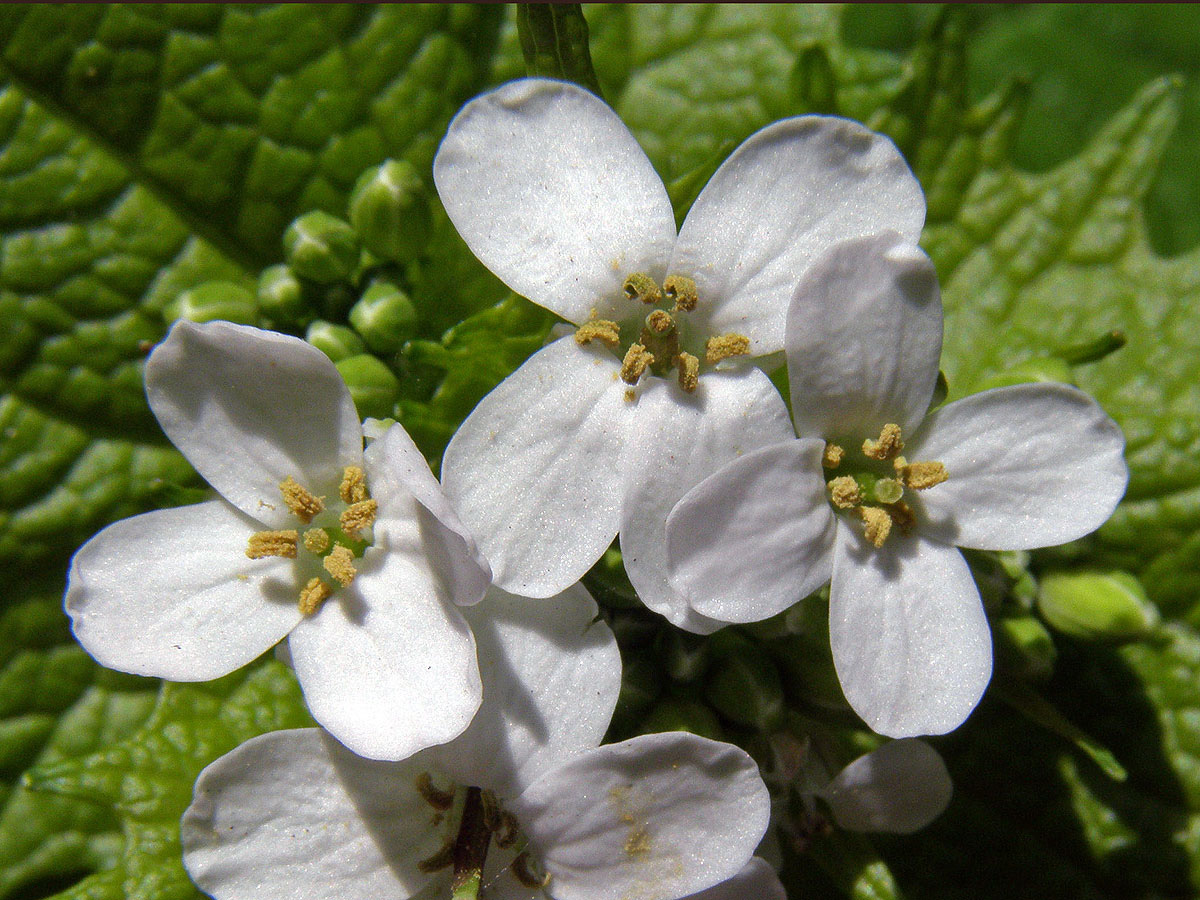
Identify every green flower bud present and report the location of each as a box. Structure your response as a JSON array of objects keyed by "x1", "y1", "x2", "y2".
[
  {"x1": 994, "y1": 614, "x2": 1057, "y2": 681},
  {"x1": 1038, "y1": 570, "x2": 1159, "y2": 643},
  {"x1": 334, "y1": 354, "x2": 400, "y2": 420},
  {"x1": 349, "y1": 280, "x2": 418, "y2": 354},
  {"x1": 284, "y1": 211, "x2": 360, "y2": 284},
  {"x1": 977, "y1": 357, "x2": 1074, "y2": 391},
  {"x1": 305, "y1": 320, "x2": 365, "y2": 361},
  {"x1": 659, "y1": 629, "x2": 710, "y2": 683},
  {"x1": 348, "y1": 160, "x2": 432, "y2": 263},
  {"x1": 256, "y1": 264, "x2": 309, "y2": 325},
  {"x1": 640, "y1": 699, "x2": 725, "y2": 741},
  {"x1": 167, "y1": 281, "x2": 256, "y2": 325},
  {"x1": 705, "y1": 649, "x2": 785, "y2": 731}
]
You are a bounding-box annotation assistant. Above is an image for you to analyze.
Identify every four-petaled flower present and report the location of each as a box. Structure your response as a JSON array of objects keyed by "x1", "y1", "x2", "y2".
[
  {"x1": 434, "y1": 77, "x2": 925, "y2": 632},
  {"x1": 666, "y1": 233, "x2": 1128, "y2": 736},
  {"x1": 66, "y1": 320, "x2": 491, "y2": 761},
  {"x1": 181, "y1": 586, "x2": 778, "y2": 900}
]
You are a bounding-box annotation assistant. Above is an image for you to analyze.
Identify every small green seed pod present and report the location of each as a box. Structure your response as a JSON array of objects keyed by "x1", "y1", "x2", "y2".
[
  {"x1": 167, "y1": 281, "x2": 257, "y2": 325},
  {"x1": 283, "y1": 211, "x2": 361, "y2": 284},
  {"x1": 349, "y1": 280, "x2": 419, "y2": 354},
  {"x1": 994, "y1": 614, "x2": 1057, "y2": 681},
  {"x1": 305, "y1": 320, "x2": 365, "y2": 362},
  {"x1": 1038, "y1": 570, "x2": 1159, "y2": 643},
  {"x1": 705, "y1": 650, "x2": 786, "y2": 732},
  {"x1": 256, "y1": 265, "x2": 309, "y2": 326},
  {"x1": 349, "y1": 160, "x2": 432, "y2": 263},
  {"x1": 640, "y1": 698, "x2": 725, "y2": 741},
  {"x1": 335, "y1": 354, "x2": 400, "y2": 420}
]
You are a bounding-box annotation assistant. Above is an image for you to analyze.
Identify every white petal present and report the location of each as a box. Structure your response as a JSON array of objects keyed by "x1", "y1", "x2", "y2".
[
  {"x1": 681, "y1": 858, "x2": 786, "y2": 900},
  {"x1": 433, "y1": 78, "x2": 676, "y2": 324},
  {"x1": 666, "y1": 439, "x2": 836, "y2": 623},
  {"x1": 65, "y1": 500, "x2": 301, "y2": 681},
  {"x1": 672, "y1": 117, "x2": 925, "y2": 355},
  {"x1": 907, "y1": 383, "x2": 1129, "y2": 550},
  {"x1": 786, "y1": 234, "x2": 942, "y2": 439},
  {"x1": 430, "y1": 583, "x2": 620, "y2": 798},
  {"x1": 365, "y1": 423, "x2": 490, "y2": 606},
  {"x1": 621, "y1": 367, "x2": 795, "y2": 633},
  {"x1": 145, "y1": 321, "x2": 363, "y2": 528},
  {"x1": 442, "y1": 337, "x2": 630, "y2": 598},
  {"x1": 512, "y1": 733, "x2": 770, "y2": 900},
  {"x1": 181, "y1": 728, "x2": 440, "y2": 900},
  {"x1": 830, "y1": 524, "x2": 992, "y2": 737},
  {"x1": 287, "y1": 542, "x2": 481, "y2": 761},
  {"x1": 820, "y1": 739, "x2": 953, "y2": 834}
]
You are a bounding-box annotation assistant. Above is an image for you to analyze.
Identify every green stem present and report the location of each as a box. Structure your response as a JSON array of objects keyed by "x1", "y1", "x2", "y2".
[{"x1": 451, "y1": 787, "x2": 491, "y2": 900}]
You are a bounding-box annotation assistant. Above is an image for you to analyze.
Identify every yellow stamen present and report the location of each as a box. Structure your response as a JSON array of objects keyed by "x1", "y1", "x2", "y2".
[
  {"x1": 705, "y1": 333, "x2": 751, "y2": 365},
  {"x1": 624, "y1": 273, "x2": 662, "y2": 305},
  {"x1": 279, "y1": 476, "x2": 324, "y2": 523},
  {"x1": 575, "y1": 319, "x2": 621, "y2": 349},
  {"x1": 302, "y1": 528, "x2": 330, "y2": 554},
  {"x1": 823, "y1": 443, "x2": 844, "y2": 468},
  {"x1": 664, "y1": 275, "x2": 698, "y2": 312},
  {"x1": 827, "y1": 476, "x2": 862, "y2": 509},
  {"x1": 862, "y1": 423, "x2": 904, "y2": 461},
  {"x1": 512, "y1": 852, "x2": 551, "y2": 889},
  {"x1": 624, "y1": 388, "x2": 637, "y2": 402},
  {"x1": 889, "y1": 500, "x2": 916, "y2": 533},
  {"x1": 620, "y1": 343, "x2": 654, "y2": 385},
  {"x1": 675, "y1": 352, "x2": 699, "y2": 393},
  {"x1": 340, "y1": 499, "x2": 378, "y2": 538},
  {"x1": 904, "y1": 460, "x2": 949, "y2": 490},
  {"x1": 323, "y1": 544, "x2": 357, "y2": 587},
  {"x1": 340, "y1": 466, "x2": 368, "y2": 504},
  {"x1": 246, "y1": 530, "x2": 298, "y2": 559},
  {"x1": 645, "y1": 309, "x2": 675, "y2": 335},
  {"x1": 298, "y1": 577, "x2": 332, "y2": 616},
  {"x1": 415, "y1": 772, "x2": 455, "y2": 811},
  {"x1": 494, "y1": 810, "x2": 522, "y2": 849},
  {"x1": 858, "y1": 506, "x2": 892, "y2": 548},
  {"x1": 417, "y1": 839, "x2": 455, "y2": 874}
]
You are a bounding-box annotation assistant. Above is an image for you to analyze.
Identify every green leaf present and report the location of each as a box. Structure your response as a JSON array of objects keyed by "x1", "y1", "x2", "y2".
[
  {"x1": 27, "y1": 660, "x2": 311, "y2": 900},
  {"x1": 516, "y1": 4, "x2": 602, "y2": 96}
]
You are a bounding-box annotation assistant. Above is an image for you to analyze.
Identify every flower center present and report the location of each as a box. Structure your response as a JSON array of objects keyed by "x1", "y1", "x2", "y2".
[
  {"x1": 245, "y1": 466, "x2": 378, "y2": 615},
  {"x1": 823, "y1": 424, "x2": 948, "y2": 548},
  {"x1": 574, "y1": 272, "x2": 750, "y2": 399}
]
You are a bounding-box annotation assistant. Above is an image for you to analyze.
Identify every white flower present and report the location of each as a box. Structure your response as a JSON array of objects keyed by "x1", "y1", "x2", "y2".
[
  {"x1": 433, "y1": 78, "x2": 925, "y2": 631},
  {"x1": 666, "y1": 233, "x2": 1128, "y2": 736},
  {"x1": 65, "y1": 320, "x2": 492, "y2": 761},
  {"x1": 181, "y1": 586, "x2": 772, "y2": 900}
]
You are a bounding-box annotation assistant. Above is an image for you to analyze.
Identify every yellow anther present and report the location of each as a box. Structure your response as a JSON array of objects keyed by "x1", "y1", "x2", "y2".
[
  {"x1": 624, "y1": 388, "x2": 637, "y2": 402},
  {"x1": 645, "y1": 309, "x2": 675, "y2": 335},
  {"x1": 889, "y1": 500, "x2": 916, "y2": 533},
  {"x1": 623, "y1": 272, "x2": 662, "y2": 305},
  {"x1": 675, "y1": 352, "x2": 699, "y2": 393},
  {"x1": 827, "y1": 476, "x2": 862, "y2": 509},
  {"x1": 323, "y1": 544, "x2": 357, "y2": 587},
  {"x1": 340, "y1": 466, "x2": 368, "y2": 504},
  {"x1": 298, "y1": 577, "x2": 332, "y2": 616},
  {"x1": 904, "y1": 460, "x2": 949, "y2": 490},
  {"x1": 302, "y1": 528, "x2": 330, "y2": 554},
  {"x1": 340, "y1": 499, "x2": 378, "y2": 538},
  {"x1": 494, "y1": 810, "x2": 522, "y2": 849},
  {"x1": 415, "y1": 772, "x2": 456, "y2": 811},
  {"x1": 705, "y1": 333, "x2": 751, "y2": 365},
  {"x1": 823, "y1": 443, "x2": 845, "y2": 468},
  {"x1": 279, "y1": 476, "x2": 324, "y2": 523},
  {"x1": 575, "y1": 319, "x2": 621, "y2": 349},
  {"x1": 246, "y1": 530, "x2": 298, "y2": 559},
  {"x1": 858, "y1": 506, "x2": 893, "y2": 548},
  {"x1": 416, "y1": 839, "x2": 455, "y2": 874},
  {"x1": 620, "y1": 343, "x2": 655, "y2": 385},
  {"x1": 513, "y1": 852, "x2": 552, "y2": 889},
  {"x1": 862, "y1": 423, "x2": 904, "y2": 461},
  {"x1": 664, "y1": 275, "x2": 698, "y2": 312}
]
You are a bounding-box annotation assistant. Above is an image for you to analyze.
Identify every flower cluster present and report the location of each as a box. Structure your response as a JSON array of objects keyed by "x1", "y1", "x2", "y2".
[{"x1": 61, "y1": 76, "x2": 1128, "y2": 900}]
